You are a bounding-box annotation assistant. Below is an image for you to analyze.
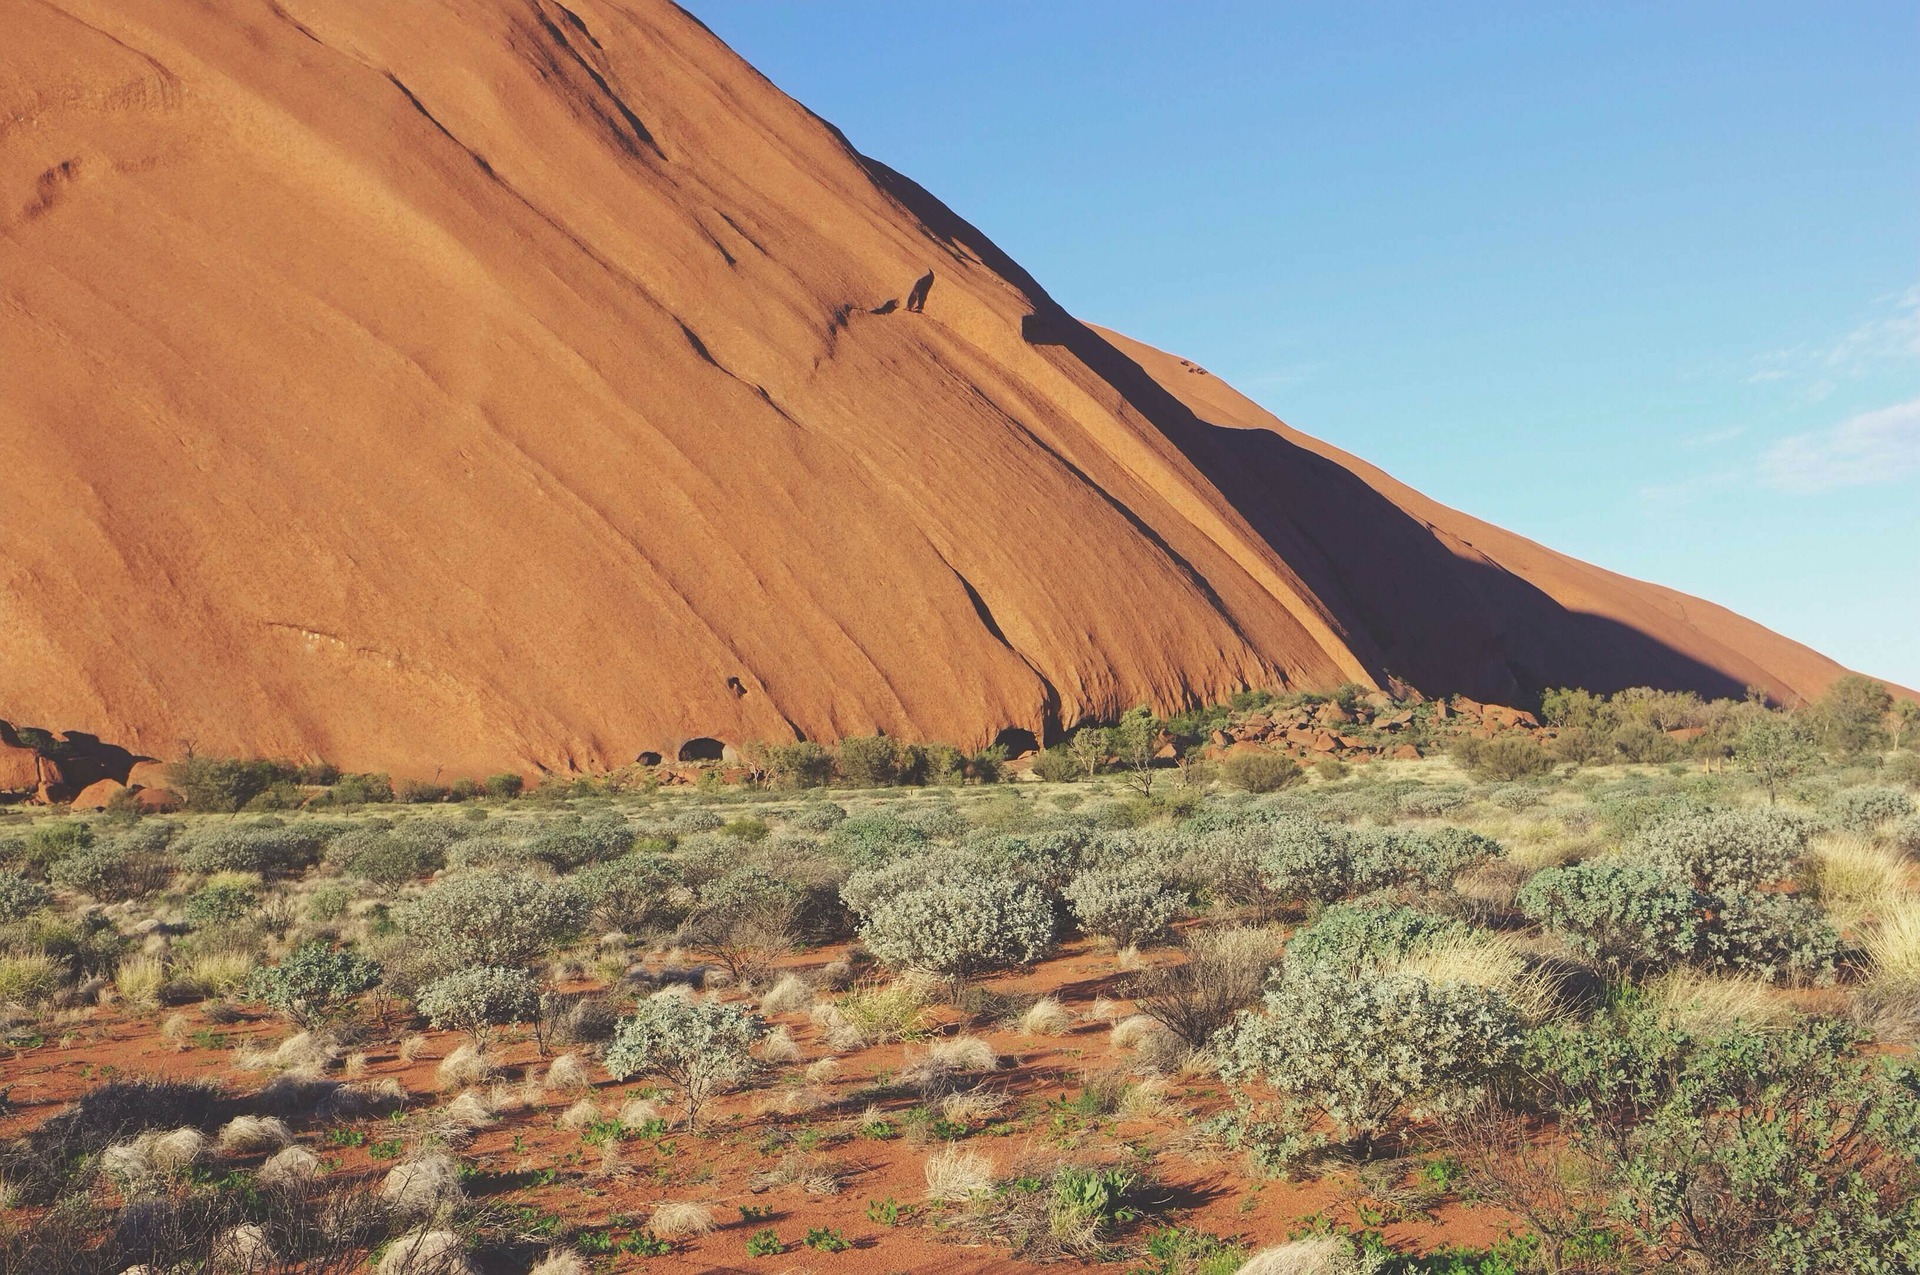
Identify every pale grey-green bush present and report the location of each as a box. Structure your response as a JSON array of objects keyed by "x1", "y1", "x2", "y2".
[
  {"x1": 1631, "y1": 808, "x2": 1810, "y2": 892},
  {"x1": 1829, "y1": 785, "x2": 1916, "y2": 833},
  {"x1": 0, "y1": 872, "x2": 52, "y2": 922},
  {"x1": 855, "y1": 868, "x2": 1053, "y2": 979},
  {"x1": 1062, "y1": 862, "x2": 1186, "y2": 947},
  {"x1": 1518, "y1": 860, "x2": 1704, "y2": 972},
  {"x1": 1220, "y1": 969, "x2": 1522, "y2": 1146},
  {"x1": 571, "y1": 853, "x2": 685, "y2": 931},
  {"x1": 786, "y1": 802, "x2": 848, "y2": 833},
  {"x1": 397, "y1": 873, "x2": 585, "y2": 975},
  {"x1": 175, "y1": 822, "x2": 338, "y2": 876},
  {"x1": 603, "y1": 995, "x2": 763, "y2": 1128},
  {"x1": 1285, "y1": 903, "x2": 1468, "y2": 979},
  {"x1": 415, "y1": 966, "x2": 540, "y2": 1044}
]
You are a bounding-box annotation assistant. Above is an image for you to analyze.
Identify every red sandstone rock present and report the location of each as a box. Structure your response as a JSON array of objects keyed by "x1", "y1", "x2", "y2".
[{"x1": 71, "y1": 779, "x2": 128, "y2": 810}]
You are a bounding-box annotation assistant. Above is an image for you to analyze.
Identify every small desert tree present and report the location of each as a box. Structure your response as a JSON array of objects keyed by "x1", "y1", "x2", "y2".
[
  {"x1": 248, "y1": 941, "x2": 382, "y2": 1029},
  {"x1": 1067, "y1": 726, "x2": 1110, "y2": 779},
  {"x1": 1810, "y1": 674, "x2": 1893, "y2": 757},
  {"x1": 415, "y1": 966, "x2": 541, "y2": 1047},
  {"x1": 1113, "y1": 706, "x2": 1163, "y2": 798},
  {"x1": 1732, "y1": 707, "x2": 1814, "y2": 804},
  {"x1": 603, "y1": 996, "x2": 764, "y2": 1128}
]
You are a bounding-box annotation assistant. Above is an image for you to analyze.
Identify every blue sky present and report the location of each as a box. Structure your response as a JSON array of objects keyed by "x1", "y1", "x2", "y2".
[{"x1": 686, "y1": 2, "x2": 1919, "y2": 691}]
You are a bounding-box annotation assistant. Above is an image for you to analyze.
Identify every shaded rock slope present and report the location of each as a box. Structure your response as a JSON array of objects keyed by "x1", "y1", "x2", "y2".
[{"x1": 0, "y1": 0, "x2": 1874, "y2": 776}]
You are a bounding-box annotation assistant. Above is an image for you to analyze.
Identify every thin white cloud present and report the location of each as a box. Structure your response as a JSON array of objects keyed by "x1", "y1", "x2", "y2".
[
  {"x1": 1681, "y1": 424, "x2": 1746, "y2": 448},
  {"x1": 1760, "y1": 396, "x2": 1920, "y2": 493},
  {"x1": 1749, "y1": 284, "x2": 1920, "y2": 389}
]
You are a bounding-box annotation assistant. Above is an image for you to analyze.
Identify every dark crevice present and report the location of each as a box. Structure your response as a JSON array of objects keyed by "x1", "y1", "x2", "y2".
[
  {"x1": 526, "y1": 4, "x2": 664, "y2": 161},
  {"x1": 678, "y1": 320, "x2": 719, "y2": 367}
]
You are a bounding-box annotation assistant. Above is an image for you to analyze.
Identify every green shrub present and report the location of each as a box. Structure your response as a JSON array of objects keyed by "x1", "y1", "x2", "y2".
[
  {"x1": 1451, "y1": 735, "x2": 1556, "y2": 782},
  {"x1": 397, "y1": 873, "x2": 586, "y2": 975},
  {"x1": 527, "y1": 816, "x2": 635, "y2": 869},
  {"x1": 184, "y1": 881, "x2": 258, "y2": 927},
  {"x1": 1286, "y1": 903, "x2": 1468, "y2": 979},
  {"x1": 1535, "y1": 1004, "x2": 1920, "y2": 1272},
  {"x1": 174, "y1": 823, "x2": 335, "y2": 876},
  {"x1": 1221, "y1": 969, "x2": 1523, "y2": 1149},
  {"x1": 604, "y1": 995, "x2": 764, "y2": 1128},
  {"x1": 46, "y1": 843, "x2": 160, "y2": 901},
  {"x1": 855, "y1": 867, "x2": 1054, "y2": 980},
  {"x1": 0, "y1": 872, "x2": 53, "y2": 922},
  {"x1": 1830, "y1": 785, "x2": 1916, "y2": 832},
  {"x1": 750, "y1": 741, "x2": 835, "y2": 788},
  {"x1": 828, "y1": 815, "x2": 928, "y2": 868},
  {"x1": 320, "y1": 772, "x2": 394, "y2": 805},
  {"x1": 1885, "y1": 753, "x2": 1920, "y2": 791},
  {"x1": 485, "y1": 773, "x2": 525, "y2": 798},
  {"x1": 1518, "y1": 859, "x2": 1703, "y2": 972},
  {"x1": 415, "y1": 966, "x2": 540, "y2": 1044},
  {"x1": 1062, "y1": 862, "x2": 1186, "y2": 948},
  {"x1": 1486, "y1": 782, "x2": 1547, "y2": 810},
  {"x1": 1032, "y1": 747, "x2": 1082, "y2": 784},
  {"x1": 786, "y1": 802, "x2": 847, "y2": 833},
  {"x1": 1220, "y1": 750, "x2": 1302, "y2": 794},
  {"x1": 1630, "y1": 808, "x2": 1810, "y2": 892},
  {"x1": 721, "y1": 816, "x2": 769, "y2": 843},
  {"x1": 1251, "y1": 814, "x2": 1359, "y2": 904},
  {"x1": 326, "y1": 827, "x2": 447, "y2": 885},
  {"x1": 167, "y1": 757, "x2": 289, "y2": 812},
  {"x1": 14, "y1": 820, "x2": 93, "y2": 875},
  {"x1": 836, "y1": 735, "x2": 903, "y2": 787},
  {"x1": 247, "y1": 941, "x2": 381, "y2": 1027},
  {"x1": 1702, "y1": 890, "x2": 1841, "y2": 983},
  {"x1": 572, "y1": 854, "x2": 685, "y2": 931}
]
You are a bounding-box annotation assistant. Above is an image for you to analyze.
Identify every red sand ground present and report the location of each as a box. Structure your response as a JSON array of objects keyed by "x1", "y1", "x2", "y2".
[
  {"x1": 0, "y1": 0, "x2": 1881, "y2": 781},
  {"x1": 0, "y1": 940, "x2": 1521, "y2": 1272}
]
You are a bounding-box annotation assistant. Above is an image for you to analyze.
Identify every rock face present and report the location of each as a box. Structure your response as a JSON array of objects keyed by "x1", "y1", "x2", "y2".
[{"x1": 0, "y1": 0, "x2": 1891, "y2": 778}]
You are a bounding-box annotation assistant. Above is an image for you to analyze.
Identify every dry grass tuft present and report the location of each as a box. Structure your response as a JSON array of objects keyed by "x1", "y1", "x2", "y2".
[
  {"x1": 256, "y1": 1145, "x2": 321, "y2": 1187},
  {"x1": 647, "y1": 1200, "x2": 716, "y2": 1238},
  {"x1": 556, "y1": 1098, "x2": 602, "y2": 1131},
  {"x1": 212, "y1": 1222, "x2": 274, "y2": 1273},
  {"x1": 544, "y1": 1052, "x2": 591, "y2": 1093},
  {"x1": 1235, "y1": 1236, "x2": 1372, "y2": 1274},
  {"x1": 1868, "y1": 900, "x2": 1920, "y2": 988},
  {"x1": 923, "y1": 1143, "x2": 995, "y2": 1201},
  {"x1": 441, "y1": 1090, "x2": 497, "y2": 1131},
  {"x1": 617, "y1": 1096, "x2": 663, "y2": 1128},
  {"x1": 760, "y1": 1023, "x2": 802, "y2": 1064},
  {"x1": 760, "y1": 973, "x2": 814, "y2": 1016},
  {"x1": 1108, "y1": 1014, "x2": 1162, "y2": 1049},
  {"x1": 114, "y1": 955, "x2": 167, "y2": 1008},
  {"x1": 1812, "y1": 833, "x2": 1913, "y2": 925},
  {"x1": 436, "y1": 1044, "x2": 493, "y2": 1090},
  {"x1": 803, "y1": 1057, "x2": 841, "y2": 1085},
  {"x1": 527, "y1": 1252, "x2": 588, "y2": 1275},
  {"x1": 900, "y1": 1035, "x2": 998, "y2": 1093},
  {"x1": 377, "y1": 1229, "x2": 475, "y2": 1275},
  {"x1": 217, "y1": 1115, "x2": 293, "y2": 1155},
  {"x1": 1019, "y1": 996, "x2": 1073, "y2": 1036},
  {"x1": 1651, "y1": 969, "x2": 1795, "y2": 1036},
  {"x1": 813, "y1": 974, "x2": 935, "y2": 1050},
  {"x1": 1389, "y1": 932, "x2": 1566, "y2": 1024},
  {"x1": 150, "y1": 1127, "x2": 209, "y2": 1174},
  {"x1": 380, "y1": 1154, "x2": 464, "y2": 1218},
  {"x1": 940, "y1": 1088, "x2": 1007, "y2": 1126},
  {"x1": 398, "y1": 1034, "x2": 428, "y2": 1063}
]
